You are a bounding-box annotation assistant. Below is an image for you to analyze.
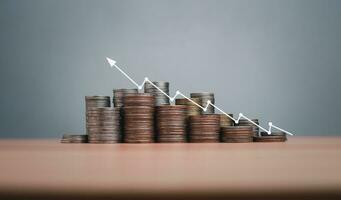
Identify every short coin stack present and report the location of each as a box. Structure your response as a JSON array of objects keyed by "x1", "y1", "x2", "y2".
[
  {"x1": 254, "y1": 131, "x2": 287, "y2": 142},
  {"x1": 221, "y1": 126, "x2": 254, "y2": 143},
  {"x1": 156, "y1": 105, "x2": 187, "y2": 143},
  {"x1": 144, "y1": 81, "x2": 170, "y2": 106},
  {"x1": 61, "y1": 134, "x2": 87, "y2": 143},
  {"x1": 236, "y1": 119, "x2": 259, "y2": 136},
  {"x1": 123, "y1": 93, "x2": 155, "y2": 143},
  {"x1": 86, "y1": 107, "x2": 121, "y2": 143},
  {"x1": 85, "y1": 96, "x2": 111, "y2": 134},
  {"x1": 190, "y1": 92, "x2": 215, "y2": 114},
  {"x1": 85, "y1": 96, "x2": 110, "y2": 109},
  {"x1": 189, "y1": 114, "x2": 220, "y2": 143}
]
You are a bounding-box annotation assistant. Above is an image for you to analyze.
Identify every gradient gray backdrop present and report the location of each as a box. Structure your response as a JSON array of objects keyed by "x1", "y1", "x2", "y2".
[{"x1": 0, "y1": 0, "x2": 340, "y2": 138}]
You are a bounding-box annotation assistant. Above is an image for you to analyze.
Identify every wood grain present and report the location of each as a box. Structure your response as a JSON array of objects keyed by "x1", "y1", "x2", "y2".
[{"x1": 0, "y1": 136, "x2": 341, "y2": 199}]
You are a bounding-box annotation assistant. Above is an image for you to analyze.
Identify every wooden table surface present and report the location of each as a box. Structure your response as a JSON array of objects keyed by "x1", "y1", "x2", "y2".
[{"x1": 0, "y1": 136, "x2": 341, "y2": 199}]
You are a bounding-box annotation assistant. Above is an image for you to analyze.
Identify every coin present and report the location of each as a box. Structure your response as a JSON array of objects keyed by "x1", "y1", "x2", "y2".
[
  {"x1": 86, "y1": 107, "x2": 121, "y2": 144},
  {"x1": 260, "y1": 131, "x2": 286, "y2": 137},
  {"x1": 144, "y1": 81, "x2": 170, "y2": 106},
  {"x1": 123, "y1": 94, "x2": 155, "y2": 143},
  {"x1": 175, "y1": 97, "x2": 201, "y2": 117},
  {"x1": 190, "y1": 92, "x2": 215, "y2": 114},
  {"x1": 112, "y1": 89, "x2": 139, "y2": 142},
  {"x1": 61, "y1": 134, "x2": 88, "y2": 143},
  {"x1": 189, "y1": 114, "x2": 220, "y2": 143},
  {"x1": 113, "y1": 88, "x2": 138, "y2": 107},
  {"x1": 156, "y1": 105, "x2": 187, "y2": 143},
  {"x1": 221, "y1": 126, "x2": 254, "y2": 143},
  {"x1": 124, "y1": 93, "x2": 155, "y2": 107},
  {"x1": 220, "y1": 114, "x2": 234, "y2": 128},
  {"x1": 235, "y1": 119, "x2": 260, "y2": 136},
  {"x1": 254, "y1": 131, "x2": 287, "y2": 142},
  {"x1": 85, "y1": 96, "x2": 111, "y2": 136}
]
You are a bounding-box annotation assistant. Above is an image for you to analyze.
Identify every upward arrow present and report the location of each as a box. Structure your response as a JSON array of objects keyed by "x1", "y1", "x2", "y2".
[
  {"x1": 105, "y1": 57, "x2": 294, "y2": 136},
  {"x1": 106, "y1": 57, "x2": 116, "y2": 66}
]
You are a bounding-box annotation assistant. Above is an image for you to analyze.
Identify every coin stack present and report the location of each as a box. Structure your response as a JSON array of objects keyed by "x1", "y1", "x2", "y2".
[
  {"x1": 123, "y1": 93, "x2": 155, "y2": 143},
  {"x1": 113, "y1": 89, "x2": 139, "y2": 142},
  {"x1": 236, "y1": 119, "x2": 259, "y2": 136},
  {"x1": 85, "y1": 96, "x2": 111, "y2": 109},
  {"x1": 144, "y1": 81, "x2": 170, "y2": 106},
  {"x1": 220, "y1": 114, "x2": 234, "y2": 128},
  {"x1": 175, "y1": 98, "x2": 201, "y2": 141},
  {"x1": 190, "y1": 92, "x2": 215, "y2": 114},
  {"x1": 112, "y1": 89, "x2": 138, "y2": 107},
  {"x1": 189, "y1": 114, "x2": 220, "y2": 143},
  {"x1": 86, "y1": 107, "x2": 121, "y2": 143},
  {"x1": 175, "y1": 97, "x2": 201, "y2": 116},
  {"x1": 156, "y1": 105, "x2": 187, "y2": 143},
  {"x1": 254, "y1": 131, "x2": 287, "y2": 142},
  {"x1": 221, "y1": 126, "x2": 254, "y2": 143},
  {"x1": 219, "y1": 114, "x2": 234, "y2": 141},
  {"x1": 61, "y1": 134, "x2": 88, "y2": 143},
  {"x1": 85, "y1": 96, "x2": 111, "y2": 134}
]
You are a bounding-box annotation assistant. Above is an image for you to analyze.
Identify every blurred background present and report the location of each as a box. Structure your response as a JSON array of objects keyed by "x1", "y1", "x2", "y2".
[{"x1": 0, "y1": 0, "x2": 340, "y2": 138}]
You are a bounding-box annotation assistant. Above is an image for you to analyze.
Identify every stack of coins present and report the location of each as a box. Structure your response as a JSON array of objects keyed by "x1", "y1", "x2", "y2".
[
  {"x1": 156, "y1": 105, "x2": 187, "y2": 143},
  {"x1": 175, "y1": 98, "x2": 201, "y2": 141},
  {"x1": 112, "y1": 89, "x2": 138, "y2": 107},
  {"x1": 220, "y1": 114, "x2": 234, "y2": 128},
  {"x1": 175, "y1": 97, "x2": 201, "y2": 116},
  {"x1": 236, "y1": 119, "x2": 259, "y2": 136},
  {"x1": 221, "y1": 126, "x2": 254, "y2": 143},
  {"x1": 85, "y1": 96, "x2": 110, "y2": 109},
  {"x1": 190, "y1": 92, "x2": 215, "y2": 114},
  {"x1": 254, "y1": 131, "x2": 287, "y2": 142},
  {"x1": 219, "y1": 114, "x2": 234, "y2": 141},
  {"x1": 86, "y1": 107, "x2": 121, "y2": 143},
  {"x1": 61, "y1": 134, "x2": 88, "y2": 143},
  {"x1": 144, "y1": 81, "x2": 170, "y2": 106},
  {"x1": 85, "y1": 96, "x2": 111, "y2": 134},
  {"x1": 113, "y1": 89, "x2": 139, "y2": 142},
  {"x1": 123, "y1": 93, "x2": 155, "y2": 143},
  {"x1": 189, "y1": 114, "x2": 220, "y2": 143}
]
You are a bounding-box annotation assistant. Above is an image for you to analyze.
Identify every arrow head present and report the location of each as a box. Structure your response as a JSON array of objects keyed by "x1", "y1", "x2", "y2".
[{"x1": 106, "y1": 57, "x2": 116, "y2": 67}]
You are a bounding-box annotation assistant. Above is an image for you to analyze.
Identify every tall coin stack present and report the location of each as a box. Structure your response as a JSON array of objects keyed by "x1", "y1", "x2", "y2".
[
  {"x1": 221, "y1": 126, "x2": 254, "y2": 143},
  {"x1": 190, "y1": 92, "x2": 215, "y2": 114},
  {"x1": 144, "y1": 81, "x2": 170, "y2": 106},
  {"x1": 113, "y1": 89, "x2": 138, "y2": 141},
  {"x1": 236, "y1": 119, "x2": 259, "y2": 136},
  {"x1": 189, "y1": 114, "x2": 220, "y2": 143},
  {"x1": 86, "y1": 107, "x2": 121, "y2": 143},
  {"x1": 123, "y1": 93, "x2": 155, "y2": 143},
  {"x1": 156, "y1": 105, "x2": 187, "y2": 143},
  {"x1": 85, "y1": 96, "x2": 111, "y2": 134}
]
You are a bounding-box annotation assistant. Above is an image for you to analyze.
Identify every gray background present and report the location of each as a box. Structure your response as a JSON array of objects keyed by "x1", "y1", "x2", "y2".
[{"x1": 0, "y1": 0, "x2": 340, "y2": 138}]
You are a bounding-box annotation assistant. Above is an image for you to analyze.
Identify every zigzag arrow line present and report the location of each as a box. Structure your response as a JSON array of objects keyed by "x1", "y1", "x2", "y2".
[{"x1": 106, "y1": 57, "x2": 293, "y2": 136}]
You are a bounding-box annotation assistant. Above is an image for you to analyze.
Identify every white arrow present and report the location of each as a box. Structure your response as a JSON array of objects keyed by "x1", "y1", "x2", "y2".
[{"x1": 106, "y1": 57, "x2": 293, "y2": 136}]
